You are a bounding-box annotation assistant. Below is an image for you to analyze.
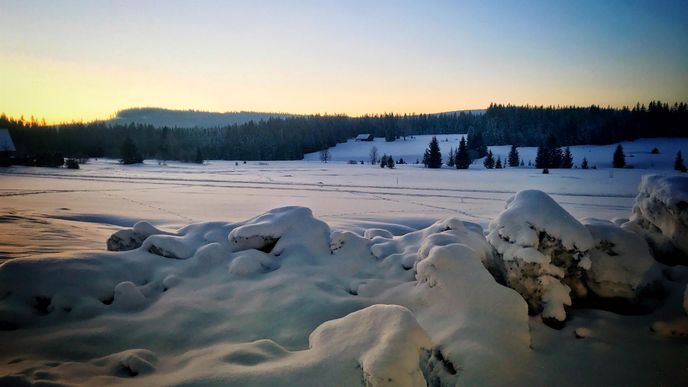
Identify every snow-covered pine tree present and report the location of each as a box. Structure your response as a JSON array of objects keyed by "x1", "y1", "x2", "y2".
[
  {"x1": 508, "y1": 145, "x2": 519, "y2": 167},
  {"x1": 386, "y1": 155, "x2": 395, "y2": 169},
  {"x1": 455, "y1": 136, "x2": 471, "y2": 169},
  {"x1": 447, "y1": 147, "x2": 455, "y2": 167},
  {"x1": 483, "y1": 150, "x2": 495, "y2": 169},
  {"x1": 613, "y1": 144, "x2": 626, "y2": 168},
  {"x1": 424, "y1": 136, "x2": 443, "y2": 168},
  {"x1": 535, "y1": 144, "x2": 549, "y2": 169},
  {"x1": 120, "y1": 136, "x2": 143, "y2": 165},
  {"x1": 561, "y1": 147, "x2": 573, "y2": 168}
]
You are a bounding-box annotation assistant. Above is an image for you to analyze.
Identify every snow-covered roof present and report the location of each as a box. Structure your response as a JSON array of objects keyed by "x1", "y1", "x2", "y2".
[
  {"x1": 355, "y1": 133, "x2": 373, "y2": 140},
  {"x1": 0, "y1": 129, "x2": 15, "y2": 152}
]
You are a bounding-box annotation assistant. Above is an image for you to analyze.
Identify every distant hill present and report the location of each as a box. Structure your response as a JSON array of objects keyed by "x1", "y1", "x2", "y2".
[
  {"x1": 434, "y1": 109, "x2": 486, "y2": 116},
  {"x1": 108, "y1": 107, "x2": 486, "y2": 128},
  {"x1": 108, "y1": 108, "x2": 294, "y2": 128}
]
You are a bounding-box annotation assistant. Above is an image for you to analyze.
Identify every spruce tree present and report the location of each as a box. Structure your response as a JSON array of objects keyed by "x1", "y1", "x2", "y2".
[
  {"x1": 424, "y1": 136, "x2": 442, "y2": 168},
  {"x1": 546, "y1": 134, "x2": 562, "y2": 168},
  {"x1": 675, "y1": 151, "x2": 686, "y2": 172},
  {"x1": 386, "y1": 155, "x2": 395, "y2": 169},
  {"x1": 508, "y1": 145, "x2": 519, "y2": 167},
  {"x1": 447, "y1": 148, "x2": 455, "y2": 167},
  {"x1": 581, "y1": 157, "x2": 589, "y2": 169},
  {"x1": 495, "y1": 156, "x2": 503, "y2": 169},
  {"x1": 535, "y1": 144, "x2": 549, "y2": 169},
  {"x1": 120, "y1": 136, "x2": 143, "y2": 165},
  {"x1": 561, "y1": 147, "x2": 573, "y2": 168},
  {"x1": 483, "y1": 150, "x2": 495, "y2": 169},
  {"x1": 380, "y1": 154, "x2": 387, "y2": 168},
  {"x1": 455, "y1": 136, "x2": 471, "y2": 169},
  {"x1": 613, "y1": 144, "x2": 626, "y2": 168}
]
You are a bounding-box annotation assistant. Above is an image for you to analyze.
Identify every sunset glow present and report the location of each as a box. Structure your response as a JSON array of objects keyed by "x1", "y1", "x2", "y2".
[{"x1": 1, "y1": 0, "x2": 687, "y2": 122}]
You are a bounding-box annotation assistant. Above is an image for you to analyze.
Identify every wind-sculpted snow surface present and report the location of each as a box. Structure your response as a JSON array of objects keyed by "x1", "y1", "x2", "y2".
[
  {"x1": 1, "y1": 191, "x2": 687, "y2": 385},
  {"x1": 0, "y1": 206, "x2": 530, "y2": 386},
  {"x1": 626, "y1": 175, "x2": 688, "y2": 264}
]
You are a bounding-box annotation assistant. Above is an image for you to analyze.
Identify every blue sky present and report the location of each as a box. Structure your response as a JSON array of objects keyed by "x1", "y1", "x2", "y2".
[{"x1": 1, "y1": 0, "x2": 686, "y2": 122}]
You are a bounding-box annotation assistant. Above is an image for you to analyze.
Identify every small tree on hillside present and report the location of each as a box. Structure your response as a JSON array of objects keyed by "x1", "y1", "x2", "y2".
[
  {"x1": 447, "y1": 148, "x2": 455, "y2": 167},
  {"x1": 369, "y1": 146, "x2": 379, "y2": 165},
  {"x1": 613, "y1": 144, "x2": 626, "y2": 168},
  {"x1": 561, "y1": 147, "x2": 573, "y2": 168},
  {"x1": 675, "y1": 151, "x2": 686, "y2": 172},
  {"x1": 508, "y1": 145, "x2": 519, "y2": 167},
  {"x1": 455, "y1": 136, "x2": 471, "y2": 169},
  {"x1": 483, "y1": 150, "x2": 495, "y2": 169},
  {"x1": 495, "y1": 156, "x2": 503, "y2": 169},
  {"x1": 386, "y1": 155, "x2": 395, "y2": 169},
  {"x1": 120, "y1": 136, "x2": 143, "y2": 165},
  {"x1": 424, "y1": 136, "x2": 443, "y2": 168},
  {"x1": 319, "y1": 148, "x2": 331, "y2": 163},
  {"x1": 380, "y1": 154, "x2": 387, "y2": 168},
  {"x1": 581, "y1": 157, "x2": 589, "y2": 169}
]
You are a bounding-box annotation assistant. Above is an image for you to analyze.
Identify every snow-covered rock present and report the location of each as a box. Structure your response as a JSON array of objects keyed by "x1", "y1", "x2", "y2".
[
  {"x1": 107, "y1": 221, "x2": 169, "y2": 251},
  {"x1": 487, "y1": 190, "x2": 595, "y2": 324},
  {"x1": 583, "y1": 218, "x2": 659, "y2": 300},
  {"x1": 229, "y1": 206, "x2": 331, "y2": 257},
  {"x1": 626, "y1": 175, "x2": 688, "y2": 264}
]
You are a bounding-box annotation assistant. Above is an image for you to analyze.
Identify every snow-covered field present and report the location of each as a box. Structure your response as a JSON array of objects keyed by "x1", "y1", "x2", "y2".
[{"x1": 0, "y1": 136, "x2": 687, "y2": 386}]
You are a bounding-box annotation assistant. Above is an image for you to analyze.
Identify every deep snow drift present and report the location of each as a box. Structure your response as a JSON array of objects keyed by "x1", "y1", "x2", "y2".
[{"x1": 0, "y1": 177, "x2": 687, "y2": 386}]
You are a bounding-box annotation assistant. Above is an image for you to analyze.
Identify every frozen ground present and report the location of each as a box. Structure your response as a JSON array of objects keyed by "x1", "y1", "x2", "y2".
[{"x1": 0, "y1": 136, "x2": 687, "y2": 385}]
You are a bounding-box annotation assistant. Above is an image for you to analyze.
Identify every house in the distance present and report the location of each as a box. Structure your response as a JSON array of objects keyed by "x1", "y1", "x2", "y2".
[
  {"x1": 0, "y1": 129, "x2": 15, "y2": 153},
  {"x1": 355, "y1": 133, "x2": 374, "y2": 142},
  {"x1": 0, "y1": 128, "x2": 16, "y2": 166}
]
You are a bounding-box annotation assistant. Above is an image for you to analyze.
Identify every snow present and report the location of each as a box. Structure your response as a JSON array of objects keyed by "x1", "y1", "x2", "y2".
[
  {"x1": 487, "y1": 190, "x2": 594, "y2": 322},
  {"x1": 626, "y1": 175, "x2": 688, "y2": 263},
  {"x1": 304, "y1": 134, "x2": 466, "y2": 163},
  {"x1": 0, "y1": 136, "x2": 687, "y2": 385},
  {"x1": 307, "y1": 136, "x2": 688, "y2": 171},
  {"x1": 583, "y1": 218, "x2": 659, "y2": 299}
]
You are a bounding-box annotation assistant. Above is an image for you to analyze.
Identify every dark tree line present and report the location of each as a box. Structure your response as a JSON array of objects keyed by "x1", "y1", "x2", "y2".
[{"x1": 2, "y1": 100, "x2": 686, "y2": 162}]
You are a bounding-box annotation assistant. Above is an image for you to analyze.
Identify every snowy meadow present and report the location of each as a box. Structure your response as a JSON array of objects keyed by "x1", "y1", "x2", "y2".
[{"x1": 0, "y1": 135, "x2": 687, "y2": 386}]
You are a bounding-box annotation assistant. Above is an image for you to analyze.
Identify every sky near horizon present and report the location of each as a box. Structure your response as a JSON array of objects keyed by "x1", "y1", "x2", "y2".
[{"x1": 1, "y1": 0, "x2": 687, "y2": 123}]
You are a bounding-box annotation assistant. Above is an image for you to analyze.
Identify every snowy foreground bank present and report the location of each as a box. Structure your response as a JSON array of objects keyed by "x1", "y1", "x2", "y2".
[{"x1": 1, "y1": 176, "x2": 687, "y2": 386}]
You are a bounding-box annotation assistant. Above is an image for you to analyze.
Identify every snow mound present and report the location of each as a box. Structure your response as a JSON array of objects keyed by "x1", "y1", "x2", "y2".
[
  {"x1": 0, "y1": 207, "x2": 534, "y2": 385},
  {"x1": 627, "y1": 175, "x2": 688, "y2": 264},
  {"x1": 229, "y1": 206, "x2": 331, "y2": 256},
  {"x1": 309, "y1": 304, "x2": 432, "y2": 387},
  {"x1": 583, "y1": 219, "x2": 659, "y2": 300},
  {"x1": 487, "y1": 190, "x2": 594, "y2": 324},
  {"x1": 107, "y1": 221, "x2": 169, "y2": 251}
]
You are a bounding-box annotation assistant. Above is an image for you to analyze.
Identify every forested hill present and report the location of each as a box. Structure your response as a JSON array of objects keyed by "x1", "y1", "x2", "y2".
[
  {"x1": 109, "y1": 108, "x2": 294, "y2": 128},
  {"x1": 2, "y1": 102, "x2": 686, "y2": 162}
]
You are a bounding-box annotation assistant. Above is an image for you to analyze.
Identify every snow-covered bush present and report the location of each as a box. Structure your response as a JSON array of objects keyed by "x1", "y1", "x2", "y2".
[
  {"x1": 487, "y1": 190, "x2": 595, "y2": 325},
  {"x1": 625, "y1": 175, "x2": 688, "y2": 264},
  {"x1": 583, "y1": 219, "x2": 659, "y2": 300}
]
